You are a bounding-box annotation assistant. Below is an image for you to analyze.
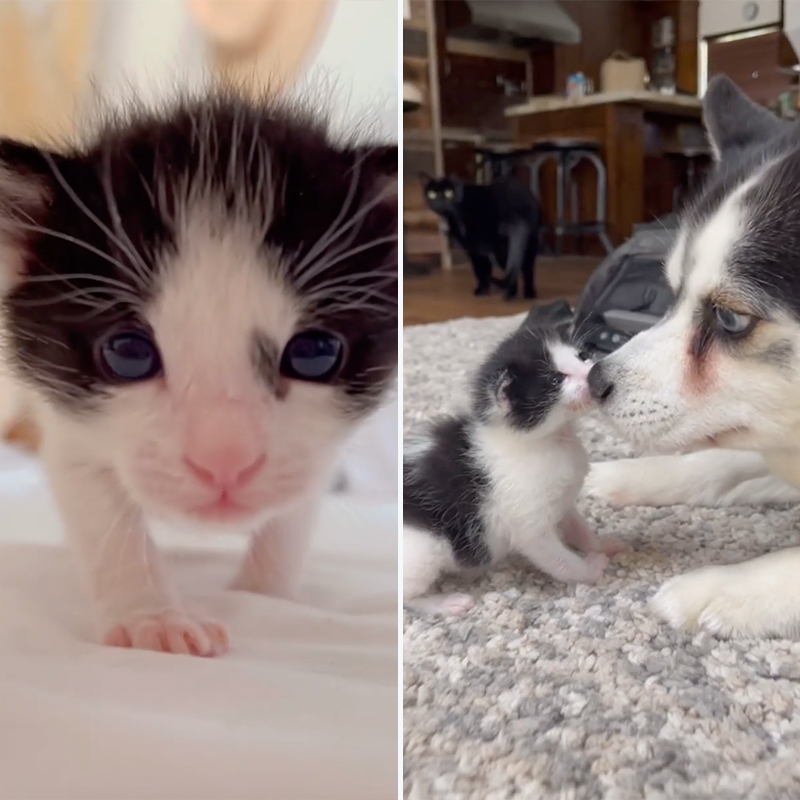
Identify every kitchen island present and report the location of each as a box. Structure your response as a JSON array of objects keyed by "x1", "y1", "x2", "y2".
[{"x1": 505, "y1": 90, "x2": 704, "y2": 243}]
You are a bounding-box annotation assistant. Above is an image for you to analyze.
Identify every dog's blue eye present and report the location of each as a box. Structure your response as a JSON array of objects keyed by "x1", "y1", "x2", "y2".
[
  {"x1": 98, "y1": 331, "x2": 162, "y2": 382},
  {"x1": 713, "y1": 305, "x2": 755, "y2": 336},
  {"x1": 281, "y1": 330, "x2": 344, "y2": 382}
]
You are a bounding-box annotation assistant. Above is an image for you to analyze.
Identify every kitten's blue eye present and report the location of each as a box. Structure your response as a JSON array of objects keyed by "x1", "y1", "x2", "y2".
[
  {"x1": 97, "y1": 330, "x2": 162, "y2": 382},
  {"x1": 281, "y1": 330, "x2": 344, "y2": 382}
]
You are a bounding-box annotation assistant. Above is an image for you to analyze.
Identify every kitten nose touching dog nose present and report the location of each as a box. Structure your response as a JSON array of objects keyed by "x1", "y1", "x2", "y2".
[{"x1": 403, "y1": 326, "x2": 628, "y2": 615}]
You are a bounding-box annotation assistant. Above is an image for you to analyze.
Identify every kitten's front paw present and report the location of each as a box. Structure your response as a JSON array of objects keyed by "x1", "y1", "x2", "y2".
[
  {"x1": 583, "y1": 552, "x2": 609, "y2": 583},
  {"x1": 406, "y1": 592, "x2": 475, "y2": 616},
  {"x1": 474, "y1": 285, "x2": 490, "y2": 296},
  {"x1": 595, "y1": 536, "x2": 631, "y2": 557},
  {"x1": 103, "y1": 610, "x2": 229, "y2": 657}
]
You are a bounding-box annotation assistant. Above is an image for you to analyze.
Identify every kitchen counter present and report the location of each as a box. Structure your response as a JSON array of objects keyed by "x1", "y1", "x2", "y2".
[
  {"x1": 508, "y1": 90, "x2": 707, "y2": 242},
  {"x1": 505, "y1": 90, "x2": 703, "y2": 118}
]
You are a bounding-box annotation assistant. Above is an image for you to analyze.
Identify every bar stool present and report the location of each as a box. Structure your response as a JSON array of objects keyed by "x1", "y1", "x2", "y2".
[
  {"x1": 666, "y1": 146, "x2": 711, "y2": 210},
  {"x1": 664, "y1": 123, "x2": 712, "y2": 211},
  {"x1": 527, "y1": 138, "x2": 614, "y2": 256},
  {"x1": 474, "y1": 143, "x2": 537, "y2": 184}
]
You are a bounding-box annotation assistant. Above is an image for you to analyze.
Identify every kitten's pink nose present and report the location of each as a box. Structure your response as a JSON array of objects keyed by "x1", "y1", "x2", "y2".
[{"x1": 183, "y1": 448, "x2": 266, "y2": 489}]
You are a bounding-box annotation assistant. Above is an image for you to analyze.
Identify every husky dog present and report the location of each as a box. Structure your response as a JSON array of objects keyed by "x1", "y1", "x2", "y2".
[{"x1": 585, "y1": 74, "x2": 800, "y2": 639}]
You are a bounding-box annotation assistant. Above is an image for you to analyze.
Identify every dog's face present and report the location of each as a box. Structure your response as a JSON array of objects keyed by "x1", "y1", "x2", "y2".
[{"x1": 589, "y1": 76, "x2": 800, "y2": 453}]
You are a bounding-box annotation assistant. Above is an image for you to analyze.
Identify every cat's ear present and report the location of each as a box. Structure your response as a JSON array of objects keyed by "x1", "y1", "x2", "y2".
[
  {"x1": 703, "y1": 75, "x2": 791, "y2": 161},
  {"x1": 418, "y1": 171, "x2": 433, "y2": 184},
  {"x1": 492, "y1": 369, "x2": 513, "y2": 416},
  {"x1": 361, "y1": 144, "x2": 396, "y2": 177},
  {"x1": 0, "y1": 140, "x2": 58, "y2": 291},
  {"x1": 353, "y1": 144, "x2": 397, "y2": 201}
]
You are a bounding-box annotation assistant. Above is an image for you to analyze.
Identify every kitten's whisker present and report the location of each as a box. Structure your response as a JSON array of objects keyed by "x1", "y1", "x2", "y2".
[
  {"x1": 292, "y1": 149, "x2": 368, "y2": 275},
  {"x1": 18, "y1": 268, "x2": 138, "y2": 293},
  {"x1": 227, "y1": 106, "x2": 241, "y2": 193},
  {"x1": 296, "y1": 180, "x2": 395, "y2": 287},
  {"x1": 100, "y1": 144, "x2": 151, "y2": 288},
  {"x1": 39, "y1": 150, "x2": 150, "y2": 289},
  {"x1": 302, "y1": 265, "x2": 396, "y2": 293},
  {"x1": 13, "y1": 287, "x2": 135, "y2": 309},
  {"x1": 11, "y1": 222, "x2": 146, "y2": 296},
  {"x1": 296, "y1": 233, "x2": 397, "y2": 291}
]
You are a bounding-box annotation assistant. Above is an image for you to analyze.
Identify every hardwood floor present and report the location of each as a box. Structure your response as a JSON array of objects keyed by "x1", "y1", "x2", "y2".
[{"x1": 403, "y1": 256, "x2": 600, "y2": 326}]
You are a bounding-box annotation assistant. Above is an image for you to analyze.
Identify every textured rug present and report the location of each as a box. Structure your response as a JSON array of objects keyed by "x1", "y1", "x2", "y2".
[{"x1": 403, "y1": 313, "x2": 800, "y2": 800}]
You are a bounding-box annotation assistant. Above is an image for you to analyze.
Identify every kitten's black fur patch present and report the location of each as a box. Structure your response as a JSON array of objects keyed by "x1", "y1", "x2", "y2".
[
  {"x1": 403, "y1": 323, "x2": 567, "y2": 565},
  {"x1": 472, "y1": 325, "x2": 564, "y2": 430},
  {"x1": 422, "y1": 175, "x2": 540, "y2": 300},
  {"x1": 403, "y1": 417, "x2": 492, "y2": 568},
  {"x1": 0, "y1": 94, "x2": 397, "y2": 414}
]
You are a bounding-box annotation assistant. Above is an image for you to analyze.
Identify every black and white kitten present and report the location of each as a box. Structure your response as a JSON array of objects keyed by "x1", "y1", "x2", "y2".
[
  {"x1": 0, "y1": 92, "x2": 397, "y2": 655},
  {"x1": 403, "y1": 324, "x2": 626, "y2": 614},
  {"x1": 422, "y1": 174, "x2": 541, "y2": 300}
]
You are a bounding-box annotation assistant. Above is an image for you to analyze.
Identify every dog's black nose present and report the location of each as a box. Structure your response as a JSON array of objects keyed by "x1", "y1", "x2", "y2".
[{"x1": 588, "y1": 362, "x2": 614, "y2": 402}]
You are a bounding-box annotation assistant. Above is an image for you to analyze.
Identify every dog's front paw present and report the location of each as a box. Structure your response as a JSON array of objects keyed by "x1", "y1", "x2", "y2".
[
  {"x1": 653, "y1": 549, "x2": 800, "y2": 639},
  {"x1": 652, "y1": 566, "x2": 778, "y2": 638},
  {"x1": 582, "y1": 460, "x2": 642, "y2": 506},
  {"x1": 103, "y1": 610, "x2": 229, "y2": 656},
  {"x1": 583, "y1": 459, "x2": 675, "y2": 507}
]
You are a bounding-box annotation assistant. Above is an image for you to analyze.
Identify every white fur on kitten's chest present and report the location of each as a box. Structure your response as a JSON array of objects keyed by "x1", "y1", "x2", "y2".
[{"x1": 472, "y1": 421, "x2": 588, "y2": 560}]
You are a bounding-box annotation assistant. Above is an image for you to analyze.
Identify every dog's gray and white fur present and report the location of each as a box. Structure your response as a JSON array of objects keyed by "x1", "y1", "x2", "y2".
[{"x1": 585, "y1": 74, "x2": 800, "y2": 638}]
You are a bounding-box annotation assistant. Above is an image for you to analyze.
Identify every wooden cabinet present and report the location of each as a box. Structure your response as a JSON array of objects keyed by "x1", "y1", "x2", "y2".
[
  {"x1": 706, "y1": 29, "x2": 794, "y2": 105},
  {"x1": 700, "y1": 0, "x2": 781, "y2": 39},
  {"x1": 439, "y1": 50, "x2": 528, "y2": 131}
]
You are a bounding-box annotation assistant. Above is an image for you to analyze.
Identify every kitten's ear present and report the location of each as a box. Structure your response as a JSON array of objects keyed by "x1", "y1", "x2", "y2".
[
  {"x1": 418, "y1": 171, "x2": 433, "y2": 184},
  {"x1": 358, "y1": 144, "x2": 397, "y2": 176},
  {"x1": 354, "y1": 144, "x2": 397, "y2": 200},
  {"x1": 0, "y1": 140, "x2": 57, "y2": 291},
  {"x1": 492, "y1": 369, "x2": 513, "y2": 416},
  {"x1": 703, "y1": 75, "x2": 791, "y2": 161}
]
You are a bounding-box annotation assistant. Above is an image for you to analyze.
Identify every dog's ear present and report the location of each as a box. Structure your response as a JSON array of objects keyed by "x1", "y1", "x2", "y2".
[{"x1": 703, "y1": 75, "x2": 791, "y2": 162}]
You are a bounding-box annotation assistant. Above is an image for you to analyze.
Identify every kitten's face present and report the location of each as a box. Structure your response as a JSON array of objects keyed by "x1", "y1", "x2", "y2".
[
  {"x1": 422, "y1": 176, "x2": 461, "y2": 213},
  {"x1": 474, "y1": 328, "x2": 592, "y2": 436},
  {"x1": 0, "y1": 98, "x2": 398, "y2": 525}
]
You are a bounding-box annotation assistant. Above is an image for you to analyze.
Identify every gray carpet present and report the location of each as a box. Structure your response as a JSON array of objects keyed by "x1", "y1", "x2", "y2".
[{"x1": 403, "y1": 314, "x2": 800, "y2": 800}]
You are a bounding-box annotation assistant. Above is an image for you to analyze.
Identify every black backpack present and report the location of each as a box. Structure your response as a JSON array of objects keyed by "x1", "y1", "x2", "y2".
[{"x1": 522, "y1": 219, "x2": 677, "y2": 356}]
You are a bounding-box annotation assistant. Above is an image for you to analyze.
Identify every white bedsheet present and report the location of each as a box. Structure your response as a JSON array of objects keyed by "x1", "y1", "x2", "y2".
[{"x1": 0, "y1": 446, "x2": 398, "y2": 800}]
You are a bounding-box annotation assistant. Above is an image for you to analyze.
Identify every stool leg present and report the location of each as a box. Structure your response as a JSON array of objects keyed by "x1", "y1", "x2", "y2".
[
  {"x1": 687, "y1": 158, "x2": 697, "y2": 194},
  {"x1": 585, "y1": 151, "x2": 614, "y2": 255},
  {"x1": 528, "y1": 154, "x2": 554, "y2": 256},
  {"x1": 568, "y1": 155, "x2": 579, "y2": 225},
  {"x1": 555, "y1": 154, "x2": 566, "y2": 257},
  {"x1": 567, "y1": 153, "x2": 583, "y2": 255},
  {"x1": 529, "y1": 154, "x2": 546, "y2": 200}
]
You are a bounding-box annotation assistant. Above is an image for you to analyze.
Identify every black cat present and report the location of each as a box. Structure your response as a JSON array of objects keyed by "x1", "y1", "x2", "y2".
[{"x1": 422, "y1": 174, "x2": 541, "y2": 299}]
